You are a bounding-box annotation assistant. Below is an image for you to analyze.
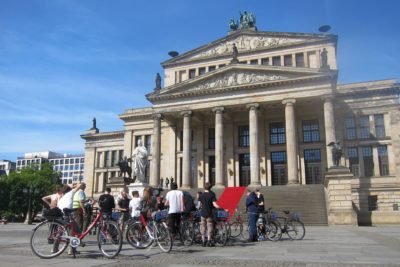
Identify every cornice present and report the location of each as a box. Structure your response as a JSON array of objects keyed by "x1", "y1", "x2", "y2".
[{"x1": 81, "y1": 130, "x2": 124, "y2": 141}]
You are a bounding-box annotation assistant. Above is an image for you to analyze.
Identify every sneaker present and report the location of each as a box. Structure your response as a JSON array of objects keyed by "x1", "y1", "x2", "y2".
[
  {"x1": 50, "y1": 249, "x2": 58, "y2": 253},
  {"x1": 207, "y1": 241, "x2": 215, "y2": 247}
]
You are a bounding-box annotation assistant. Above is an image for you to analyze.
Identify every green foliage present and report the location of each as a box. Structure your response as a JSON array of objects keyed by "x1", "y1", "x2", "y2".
[{"x1": 1, "y1": 163, "x2": 62, "y2": 221}]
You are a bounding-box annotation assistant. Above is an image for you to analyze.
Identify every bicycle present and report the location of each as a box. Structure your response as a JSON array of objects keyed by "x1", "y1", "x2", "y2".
[
  {"x1": 192, "y1": 209, "x2": 229, "y2": 247},
  {"x1": 125, "y1": 210, "x2": 172, "y2": 253},
  {"x1": 30, "y1": 208, "x2": 122, "y2": 259},
  {"x1": 271, "y1": 209, "x2": 306, "y2": 240},
  {"x1": 228, "y1": 208, "x2": 244, "y2": 239},
  {"x1": 242, "y1": 209, "x2": 281, "y2": 242}
]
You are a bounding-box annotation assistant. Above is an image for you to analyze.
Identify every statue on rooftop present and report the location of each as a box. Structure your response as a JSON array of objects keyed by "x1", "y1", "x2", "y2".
[
  {"x1": 155, "y1": 72, "x2": 161, "y2": 91},
  {"x1": 229, "y1": 11, "x2": 257, "y2": 31},
  {"x1": 320, "y1": 48, "x2": 330, "y2": 69}
]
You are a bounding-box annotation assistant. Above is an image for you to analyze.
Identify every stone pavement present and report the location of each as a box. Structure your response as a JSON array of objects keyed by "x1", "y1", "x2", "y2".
[{"x1": 1, "y1": 223, "x2": 400, "y2": 267}]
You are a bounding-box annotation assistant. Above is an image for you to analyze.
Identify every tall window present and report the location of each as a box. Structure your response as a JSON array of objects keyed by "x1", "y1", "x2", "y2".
[
  {"x1": 261, "y1": 58, "x2": 269, "y2": 65},
  {"x1": 345, "y1": 117, "x2": 356, "y2": 140},
  {"x1": 135, "y1": 136, "x2": 142, "y2": 147},
  {"x1": 104, "y1": 151, "x2": 110, "y2": 168},
  {"x1": 362, "y1": 147, "x2": 374, "y2": 177},
  {"x1": 284, "y1": 55, "x2": 292, "y2": 66},
  {"x1": 272, "y1": 56, "x2": 281, "y2": 66},
  {"x1": 199, "y1": 67, "x2": 206, "y2": 75},
  {"x1": 208, "y1": 156, "x2": 215, "y2": 185},
  {"x1": 368, "y1": 195, "x2": 378, "y2": 211},
  {"x1": 189, "y1": 69, "x2": 196, "y2": 79},
  {"x1": 145, "y1": 135, "x2": 152, "y2": 152},
  {"x1": 239, "y1": 153, "x2": 250, "y2": 186},
  {"x1": 374, "y1": 114, "x2": 385, "y2": 138},
  {"x1": 359, "y1": 115, "x2": 370, "y2": 139},
  {"x1": 270, "y1": 122, "x2": 286, "y2": 145},
  {"x1": 208, "y1": 128, "x2": 215, "y2": 149},
  {"x1": 303, "y1": 120, "x2": 320, "y2": 142},
  {"x1": 378, "y1": 145, "x2": 389, "y2": 176},
  {"x1": 111, "y1": 150, "x2": 118, "y2": 166},
  {"x1": 271, "y1": 151, "x2": 287, "y2": 185},
  {"x1": 295, "y1": 53, "x2": 304, "y2": 67},
  {"x1": 347, "y1": 147, "x2": 359, "y2": 177},
  {"x1": 239, "y1": 126, "x2": 249, "y2": 147}
]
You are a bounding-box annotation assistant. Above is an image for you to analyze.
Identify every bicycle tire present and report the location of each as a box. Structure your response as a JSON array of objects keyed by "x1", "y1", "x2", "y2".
[
  {"x1": 214, "y1": 221, "x2": 228, "y2": 247},
  {"x1": 30, "y1": 220, "x2": 69, "y2": 259},
  {"x1": 180, "y1": 220, "x2": 194, "y2": 245},
  {"x1": 286, "y1": 220, "x2": 305, "y2": 240},
  {"x1": 97, "y1": 220, "x2": 122, "y2": 258},
  {"x1": 265, "y1": 220, "x2": 282, "y2": 241},
  {"x1": 125, "y1": 222, "x2": 153, "y2": 249},
  {"x1": 229, "y1": 221, "x2": 243, "y2": 238},
  {"x1": 155, "y1": 222, "x2": 172, "y2": 253},
  {"x1": 192, "y1": 222, "x2": 202, "y2": 244}
]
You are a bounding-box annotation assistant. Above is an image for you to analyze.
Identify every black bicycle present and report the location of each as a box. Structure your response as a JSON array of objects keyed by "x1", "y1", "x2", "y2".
[{"x1": 269, "y1": 209, "x2": 305, "y2": 240}]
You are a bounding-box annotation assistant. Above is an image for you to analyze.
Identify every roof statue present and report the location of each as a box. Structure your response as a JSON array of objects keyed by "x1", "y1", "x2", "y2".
[
  {"x1": 229, "y1": 11, "x2": 257, "y2": 31},
  {"x1": 155, "y1": 72, "x2": 162, "y2": 91}
]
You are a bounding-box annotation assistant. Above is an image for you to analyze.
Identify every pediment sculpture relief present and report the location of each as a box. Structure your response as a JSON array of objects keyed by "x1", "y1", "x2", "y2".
[{"x1": 190, "y1": 71, "x2": 286, "y2": 91}]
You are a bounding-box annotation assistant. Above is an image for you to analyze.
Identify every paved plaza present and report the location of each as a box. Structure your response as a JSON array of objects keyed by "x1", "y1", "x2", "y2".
[{"x1": 0, "y1": 224, "x2": 400, "y2": 267}]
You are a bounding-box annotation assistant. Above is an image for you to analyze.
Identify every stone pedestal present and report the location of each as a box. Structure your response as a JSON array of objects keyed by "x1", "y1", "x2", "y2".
[
  {"x1": 324, "y1": 166, "x2": 357, "y2": 225},
  {"x1": 128, "y1": 182, "x2": 149, "y2": 198},
  {"x1": 107, "y1": 177, "x2": 128, "y2": 198}
]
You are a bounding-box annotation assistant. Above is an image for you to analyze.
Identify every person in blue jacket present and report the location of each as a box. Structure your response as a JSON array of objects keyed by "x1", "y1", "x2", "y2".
[{"x1": 246, "y1": 189, "x2": 259, "y2": 242}]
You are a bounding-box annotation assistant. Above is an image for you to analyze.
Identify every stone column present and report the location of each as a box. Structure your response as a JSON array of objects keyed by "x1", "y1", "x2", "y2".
[
  {"x1": 212, "y1": 107, "x2": 225, "y2": 188},
  {"x1": 282, "y1": 99, "x2": 299, "y2": 185},
  {"x1": 150, "y1": 113, "x2": 162, "y2": 187},
  {"x1": 247, "y1": 103, "x2": 261, "y2": 186},
  {"x1": 322, "y1": 95, "x2": 337, "y2": 168},
  {"x1": 372, "y1": 146, "x2": 380, "y2": 177},
  {"x1": 181, "y1": 111, "x2": 192, "y2": 189}
]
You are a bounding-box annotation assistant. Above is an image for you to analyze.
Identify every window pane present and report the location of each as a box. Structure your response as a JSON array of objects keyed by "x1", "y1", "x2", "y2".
[
  {"x1": 272, "y1": 56, "x2": 281, "y2": 66},
  {"x1": 270, "y1": 122, "x2": 286, "y2": 144},
  {"x1": 303, "y1": 120, "x2": 320, "y2": 142},
  {"x1": 284, "y1": 55, "x2": 292, "y2": 66},
  {"x1": 239, "y1": 126, "x2": 249, "y2": 147},
  {"x1": 304, "y1": 149, "x2": 321, "y2": 162},
  {"x1": 295, "y1": 53, "x2": 304, "y2": 67},
  {"x1": 261, "y1": 58, "x2": 269, "y2": 65}
]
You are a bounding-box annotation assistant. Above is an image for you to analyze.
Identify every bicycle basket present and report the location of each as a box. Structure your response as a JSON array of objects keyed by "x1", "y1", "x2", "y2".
[
  {"x1": 43, "y1": 207, "x2": 63, "y2": 220},
  {"x1": 215, "y1": 210, "x2": 229, "y2": 221},
  {"x1": 155, "y1": 210, "x2": 168, "y2": 222},
  {"x1": 291, "y1": 212, "x2": 300, "y2": 221},
  {"x1": 270, "y1": 211, "x2": 278, "y2": 221}
]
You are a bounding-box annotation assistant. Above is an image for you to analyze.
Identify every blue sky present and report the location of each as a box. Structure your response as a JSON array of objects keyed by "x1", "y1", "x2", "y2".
[{"x1": 1, "y1": 0, "x2": 399, "y2": 162}]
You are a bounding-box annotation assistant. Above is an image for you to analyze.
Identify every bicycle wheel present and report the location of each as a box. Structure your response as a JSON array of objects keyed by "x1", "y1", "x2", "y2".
[
  {"x1": 180, "y1": 220, "x2": 194, "y2": 245},
  {"x1": 192, "y1": 222, "x2": 202, "y2": 244},
  {"x1": 125, "y1": 222, "x2": 153, "y2": 249},
  {"x1": 286, "y1": 220, "x2": 305, "y2": 240},
  {"x1": 265, "y1": 221, "x2": 282, "y2": 241},
  {"x1": 155, "y1": 222, "x2": 172, "y2": 253},
  {"x1": 97, "y1": 220, "x2": 122, "y2": 258},
  {"x1": 229, "y1": 221, "x2": 243, "y2": 238},
  {"x1": 214, "y1": 221, "x2": 228, "y2": 247},
  {"x1": 30, "y1": 220, "x2": 69, "y2": 259}
]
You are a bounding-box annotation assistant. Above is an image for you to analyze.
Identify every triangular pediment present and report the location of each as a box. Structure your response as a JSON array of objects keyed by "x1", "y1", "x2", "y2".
[
  {"x1": 147, "y1": 65, "x2": 335, "y2": 102},
  {"x1": 162, "y1": 30, "x2": 336, "y2": 66}
]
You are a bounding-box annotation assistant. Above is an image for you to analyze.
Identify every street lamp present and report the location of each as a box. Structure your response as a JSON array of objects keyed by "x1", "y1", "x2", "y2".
[{"x1": 23, "y1": 185, "x2": 33, "y2": 225}]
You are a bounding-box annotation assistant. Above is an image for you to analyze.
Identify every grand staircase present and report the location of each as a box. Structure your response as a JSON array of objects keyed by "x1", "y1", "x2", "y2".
[{"x1": 196, "y1": 184, "x2": 328, "y2": 226}]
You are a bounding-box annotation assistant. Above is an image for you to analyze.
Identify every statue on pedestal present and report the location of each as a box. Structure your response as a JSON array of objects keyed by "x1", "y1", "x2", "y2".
[
  {"x1": 320, "y1": 48, "x2": 330, "y2": 69},
  {"x1": 327, "y1": 141, "x2": 342, "y2": 166},
  {"x1": 131, "y1": 139, "x2": 148, "y2": 183},
  {"x1": 155, "y1": 73, "x2": 161, "y2": 91},
  {"x1": 231, "y1": 43, "x2": 239, "y2": 64},
  {"x1": 117, "y1": 156, "x2": 132, "y2": 178}
]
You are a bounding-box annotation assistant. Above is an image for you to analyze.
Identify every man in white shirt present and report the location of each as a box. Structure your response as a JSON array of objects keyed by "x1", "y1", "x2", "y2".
[
  {"x1": 129, "y1": 191, "x2": 141, "y2": 218},
  {"x1": 165, "y1": 182, "x2": 184, "y2": 240},
  {"x1": 58, "y1": 183, "x2": 83, "y2": 211}
]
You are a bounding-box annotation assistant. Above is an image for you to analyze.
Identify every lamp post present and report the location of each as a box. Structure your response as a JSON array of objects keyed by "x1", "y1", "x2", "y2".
[{"x1": 23, "y1": 185, "x2": 33, "y2": 225}]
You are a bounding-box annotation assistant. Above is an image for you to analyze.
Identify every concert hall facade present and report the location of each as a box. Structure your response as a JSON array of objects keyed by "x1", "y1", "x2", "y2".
[{"x1": 81, "y1": 22, "x2": 400, "y2": 225}]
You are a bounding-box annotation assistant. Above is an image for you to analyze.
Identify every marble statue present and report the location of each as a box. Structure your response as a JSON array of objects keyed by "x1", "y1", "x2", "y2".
[{"x1": 131, "y1": 139, "x2": 148, "y2": 183}]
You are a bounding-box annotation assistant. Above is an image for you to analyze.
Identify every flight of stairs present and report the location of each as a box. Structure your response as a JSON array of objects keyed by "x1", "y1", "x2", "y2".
[{"x1": 183, "y1": 184, "x2": 328, "y2": 226}]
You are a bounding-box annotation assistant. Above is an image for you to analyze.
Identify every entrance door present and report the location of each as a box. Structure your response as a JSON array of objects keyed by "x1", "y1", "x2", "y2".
[
  {"x1": 239, "y1": 153, "x2": 250, "y2": 186},
  {"x1": 272, "y1": 164, "x2": 287, "y2": 185},
  {"x1": 305, "y1": 163, "x2": 321, "y2": 184}
]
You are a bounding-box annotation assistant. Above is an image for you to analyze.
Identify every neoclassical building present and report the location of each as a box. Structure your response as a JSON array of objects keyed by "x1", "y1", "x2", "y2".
[{"x1": 82, "y1": 22, "x2": 400, "y2": 224}]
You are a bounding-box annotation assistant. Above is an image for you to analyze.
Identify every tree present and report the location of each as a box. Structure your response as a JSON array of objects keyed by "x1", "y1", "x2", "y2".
[{"x1": 4, "y1": 163, "x2": 61, "y2": 223}]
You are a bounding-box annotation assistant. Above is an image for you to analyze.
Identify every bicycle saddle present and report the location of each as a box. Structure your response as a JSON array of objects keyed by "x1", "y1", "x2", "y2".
[{"x1": 283, "y1": 210, "x2": 290, "y2": 214}]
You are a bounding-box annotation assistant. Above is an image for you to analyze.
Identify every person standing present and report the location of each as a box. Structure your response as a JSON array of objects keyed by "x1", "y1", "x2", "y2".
[
  {"x1": 165, "y1": 182, "x2": 184, "y2": 241},
  {"x1": 98, "y1": 188, "x2": 115, "y2": 215},
  {"x1": 72, "y1": 182, "x2": 87, "y2": 231},
  {"x1": 116, "y1": 189, "x2": 130, "y2": 232},
  {"x1": 42, "y1": 185, "x2": 63, "y2": 209},
  {"x1": 198, "y1": 183, "x2": 224, "y2": 247},
  {"x1": 129, "y1": 191, "x2": 141, "y2": 218},
  {"x1": 246, "y1": 189, "x2": 259, "y2": 242},
  {"x1": 255, "y1": 188, "x2": 265, "y2": 213}
]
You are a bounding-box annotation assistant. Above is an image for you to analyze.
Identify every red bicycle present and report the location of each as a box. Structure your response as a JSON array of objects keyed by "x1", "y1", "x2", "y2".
[{"x1": 30, "y1": 208, "x2": 122, "y2": 259}]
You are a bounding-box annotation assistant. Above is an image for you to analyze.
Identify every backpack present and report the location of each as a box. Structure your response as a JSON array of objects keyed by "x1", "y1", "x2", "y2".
[{"x1": 183, "y1": 192, "x2": 196, "y2": 212}]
